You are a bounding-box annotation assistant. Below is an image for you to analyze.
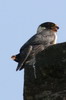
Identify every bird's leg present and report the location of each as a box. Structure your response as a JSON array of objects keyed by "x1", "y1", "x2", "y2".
[
  {"x1": 33, "y1": 64, "x2": 37, "y2": 79},
  {"x1": 32, "y1": 58, "x2": 37, "y2": 79}
]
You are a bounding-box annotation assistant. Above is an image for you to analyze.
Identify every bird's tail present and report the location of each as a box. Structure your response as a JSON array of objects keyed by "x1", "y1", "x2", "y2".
[{"x1": 16, "y1": 62, "x2": 24, "y2": 71}]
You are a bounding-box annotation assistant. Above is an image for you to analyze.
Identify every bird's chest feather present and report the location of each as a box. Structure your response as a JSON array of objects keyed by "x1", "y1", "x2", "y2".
[
  {"x1": 53, "y1": 32, "x2": 57, "y2": 44},
  {"x1": 41, "y1": 31, "x2": 57, "y2": 44}
]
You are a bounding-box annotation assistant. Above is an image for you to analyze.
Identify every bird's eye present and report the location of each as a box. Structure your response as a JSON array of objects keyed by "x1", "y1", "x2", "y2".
[{"x1": 51, "y1": 24, "x2": 55, "y2": 26}]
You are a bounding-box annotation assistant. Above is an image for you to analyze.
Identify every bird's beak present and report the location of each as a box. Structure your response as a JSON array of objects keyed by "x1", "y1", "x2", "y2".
[
  {"x1": 51, "y1": 25, "x2": 59, "y2": 32},
  {"x1": 55, "y1": 25, "x2": 59, "y2": 30}
]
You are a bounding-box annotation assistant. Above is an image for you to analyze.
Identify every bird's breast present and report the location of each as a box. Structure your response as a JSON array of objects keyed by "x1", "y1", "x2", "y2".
[{"x1": 53, "y1": 32, "x2": 57, "y2": 44}]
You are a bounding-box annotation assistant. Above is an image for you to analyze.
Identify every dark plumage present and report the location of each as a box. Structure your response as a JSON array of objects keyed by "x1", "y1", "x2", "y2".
[{"x1": 11, "y1": 22, "x2": 59, "y2": 71}]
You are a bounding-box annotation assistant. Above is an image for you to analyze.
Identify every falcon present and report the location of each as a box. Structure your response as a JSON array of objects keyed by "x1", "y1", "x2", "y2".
[{"x1": 11, "y1": 22, "x2": 59, "y2": 71}]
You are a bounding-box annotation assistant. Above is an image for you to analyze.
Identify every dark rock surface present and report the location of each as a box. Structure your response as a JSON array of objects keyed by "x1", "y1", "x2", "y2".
[{"x1": 24, "y1": 42, "x2": 66, "y2": 100}]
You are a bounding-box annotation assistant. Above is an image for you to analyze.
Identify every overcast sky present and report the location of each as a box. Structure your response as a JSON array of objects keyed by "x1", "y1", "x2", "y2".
[{"x1": 0, "y1": 0, "x2": 66, "y2": 100}]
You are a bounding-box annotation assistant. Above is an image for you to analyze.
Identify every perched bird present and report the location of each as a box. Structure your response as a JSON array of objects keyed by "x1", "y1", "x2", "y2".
[{"x1": 11, "y1": 22, "x2": 59, "y2": 71}]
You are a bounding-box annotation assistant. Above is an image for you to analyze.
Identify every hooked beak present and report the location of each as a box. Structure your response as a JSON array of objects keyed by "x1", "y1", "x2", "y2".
[
  {"x1": 51, "y1": 25, "x2": 59, "y2": 32},
  {"x1": 55, "y1": 25, "x2": 59, "y2": 30}
]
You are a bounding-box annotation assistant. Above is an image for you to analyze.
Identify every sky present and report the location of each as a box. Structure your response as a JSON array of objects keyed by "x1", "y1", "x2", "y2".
[{"x1": 0, "y1": 0, "x2": 66, "y2": 100}]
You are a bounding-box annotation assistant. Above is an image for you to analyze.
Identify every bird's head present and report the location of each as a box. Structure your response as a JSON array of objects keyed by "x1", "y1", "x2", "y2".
[{"x1": 37, "y1": 22, "x2": 59, "y2": 33}]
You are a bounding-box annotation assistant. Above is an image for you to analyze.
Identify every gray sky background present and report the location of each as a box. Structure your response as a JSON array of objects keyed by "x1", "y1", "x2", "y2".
[{"x1": 0, "y1": 0, "x2": 66, "y2": 100}]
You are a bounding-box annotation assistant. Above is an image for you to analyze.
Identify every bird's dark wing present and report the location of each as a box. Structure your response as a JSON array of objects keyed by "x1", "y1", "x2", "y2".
[
  {"x1": 20, "y1": 34, "x2": 42, "y2": 52},
  {"x1": 16, "y1": 34, "x2": 44, "y2": 71},
  {"x1": 16, "y1": 30, "x2": 55, "y2": 71}
]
